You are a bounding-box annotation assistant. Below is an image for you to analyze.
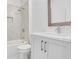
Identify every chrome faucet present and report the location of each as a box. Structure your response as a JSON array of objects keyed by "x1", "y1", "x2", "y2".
[{"x1": 55, "y1": 26, "x2": 61, "y2": 34}]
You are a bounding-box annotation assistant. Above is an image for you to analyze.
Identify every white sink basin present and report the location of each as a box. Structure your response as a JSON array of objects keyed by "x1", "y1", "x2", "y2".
[
  {"x1": 45, "y1": 32, "x2": 70, "y2": 37},
  {"x1": 32, "y1": 32, "x2": 71, "y2": 42}
]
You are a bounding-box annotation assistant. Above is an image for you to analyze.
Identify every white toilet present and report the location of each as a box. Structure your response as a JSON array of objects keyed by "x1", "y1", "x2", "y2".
[{"x1": 17, "y1": 44, "x2": 31, "y2": 59}]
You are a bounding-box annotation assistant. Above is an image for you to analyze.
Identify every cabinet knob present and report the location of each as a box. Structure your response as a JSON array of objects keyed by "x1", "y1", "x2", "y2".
[
  {"x1": 44, "y1": 42, "x2": 47, "y2": 53},
  {"x1": 41, "y1": 40, "x2": 44, "y2": 51}
]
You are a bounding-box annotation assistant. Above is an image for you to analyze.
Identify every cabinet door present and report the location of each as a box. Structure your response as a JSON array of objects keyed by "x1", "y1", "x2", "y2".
[
  {"x1": 31, "y1": 37, "x2": 46, "y2": 59},
  {"x1": 48, "y1": 40, "x2": 71, "y2": 59}
]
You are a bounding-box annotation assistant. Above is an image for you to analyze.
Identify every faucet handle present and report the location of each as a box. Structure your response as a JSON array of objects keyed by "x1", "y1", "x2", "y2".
[{"x1": 55, "y1": 26, "x2": 61, "y2": 34}]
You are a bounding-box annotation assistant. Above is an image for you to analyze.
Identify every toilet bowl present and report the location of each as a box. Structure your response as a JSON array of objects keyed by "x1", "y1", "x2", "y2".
[{"x1": 17, "y1": 44, "x2": 31, "y2": 59}]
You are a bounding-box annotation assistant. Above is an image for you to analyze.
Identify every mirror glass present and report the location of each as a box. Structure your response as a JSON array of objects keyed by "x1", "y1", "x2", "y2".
[{"x1": 49, "y1": 0, "x2": 71, "y2": 25}]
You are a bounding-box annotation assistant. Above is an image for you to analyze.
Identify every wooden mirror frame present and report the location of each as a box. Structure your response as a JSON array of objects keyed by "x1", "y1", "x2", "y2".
[{"x1": 48, "y1": 0, "x2": 71, "y2": 26}]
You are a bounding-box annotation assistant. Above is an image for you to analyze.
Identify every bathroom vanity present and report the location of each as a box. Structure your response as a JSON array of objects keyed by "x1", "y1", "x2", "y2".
[{"x1": 31, "y1": 32, "x2": 71, "y2": 59}]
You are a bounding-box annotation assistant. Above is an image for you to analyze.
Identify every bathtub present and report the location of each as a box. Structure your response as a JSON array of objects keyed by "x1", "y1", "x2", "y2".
[{"x1": 7, "y1": 40, "x2": 25, "y2": 59}]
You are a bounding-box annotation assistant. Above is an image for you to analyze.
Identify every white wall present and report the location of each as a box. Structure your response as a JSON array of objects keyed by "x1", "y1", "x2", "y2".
[
  {"x1": 31, "y1": 0, "x2": 48, "y2": 32},
  {"x1": 7, "y1": 0, "x2": 29, "y2": 41},
  {"x1": 18, "y1": 0, "x2": 71, "y2": 43},
  {"x1": 7, "y1": 0, "x2": 22, "y2": 7},
  {"x1": 66, "y1": 0, "x2": 71, "y2": 21},
  {"x1": 7, "y1": 0, "x2": 22, "y2": 41},
  {"x1": 7, "y1": 4, "x2": 22, "y2": 41},
  {"x1": 29, "y1": 0, "x2": 71, "y2": 37},
  {"x1": 7, "y1": 0, "x2": 70, "y2": 41},
  {"x1": 20, "y1": 2, "x2": 29, "y2": 40},
  {"x1": 29, "y1": 0, "x2": 32, "y2": 34}
]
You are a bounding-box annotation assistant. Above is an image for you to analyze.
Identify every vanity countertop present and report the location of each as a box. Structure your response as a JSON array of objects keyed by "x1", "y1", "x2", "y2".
[{"x1": 31, "y1": 32, "x2": 71, "y2": 42}]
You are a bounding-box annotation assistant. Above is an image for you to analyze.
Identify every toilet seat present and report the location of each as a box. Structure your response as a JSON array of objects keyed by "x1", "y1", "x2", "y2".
[
  {"x1": 18, "y1": 44, "x2": 31, "y2": 53},
  {"x1": 17, "y1": 44, "x2": 31, "y2": 59},
  {"x1": 18, "y1": 44, "x2": 31, "y2": 49}
]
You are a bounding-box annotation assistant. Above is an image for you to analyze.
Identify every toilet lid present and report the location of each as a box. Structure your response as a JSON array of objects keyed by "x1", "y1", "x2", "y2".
[{"x1": 18, "y1": 44, "x2": 31, "y2": 50}]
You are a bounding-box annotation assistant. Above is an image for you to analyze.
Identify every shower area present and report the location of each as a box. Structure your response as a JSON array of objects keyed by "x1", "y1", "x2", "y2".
[{"x1": 7, "y1": 0, "x2": 29, "y2": 59}]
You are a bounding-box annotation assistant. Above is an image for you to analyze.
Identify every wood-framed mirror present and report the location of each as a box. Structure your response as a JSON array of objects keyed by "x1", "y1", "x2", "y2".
[{"x1": 48, "y1": 0, "x2": 71, "y2": 26}]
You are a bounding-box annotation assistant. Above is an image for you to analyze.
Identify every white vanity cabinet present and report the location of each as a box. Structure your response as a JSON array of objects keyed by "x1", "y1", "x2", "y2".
[
  {"x1": 48, "y1": 39, "x2": 71, "y2": 59},
  {"x1": 31, "y1": 36, "x2": 48, "y2": 59},
  {"x1": 31, "y1": 34, "x2": 71, "y2": 59}
]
